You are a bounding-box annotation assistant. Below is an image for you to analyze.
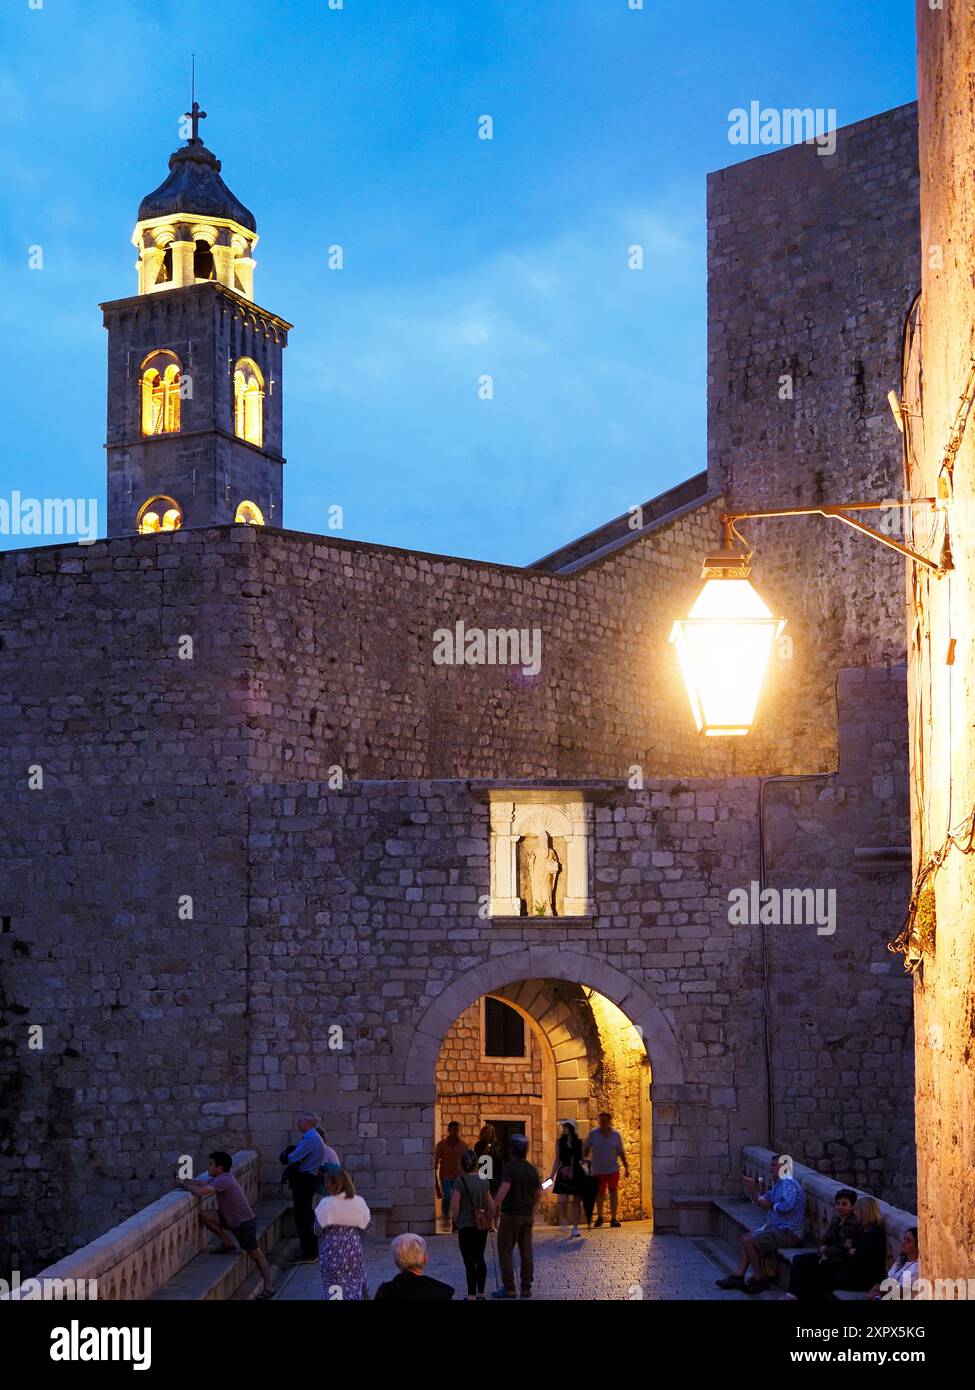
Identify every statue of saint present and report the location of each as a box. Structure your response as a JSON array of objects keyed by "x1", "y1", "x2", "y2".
[{"x1": 524, "y1": 833, "x2": 561, "y2": 916}]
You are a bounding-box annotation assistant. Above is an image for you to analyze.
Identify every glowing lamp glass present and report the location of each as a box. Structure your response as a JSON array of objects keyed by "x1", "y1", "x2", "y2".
[{"x1": 669, "y1": 576, "x2": 784, "y2": 736}]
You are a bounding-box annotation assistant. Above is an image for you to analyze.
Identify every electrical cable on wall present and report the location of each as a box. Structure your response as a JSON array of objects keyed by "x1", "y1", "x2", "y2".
[{"x1": 890, "y1": 295, "x2": 975, "y2": 971}]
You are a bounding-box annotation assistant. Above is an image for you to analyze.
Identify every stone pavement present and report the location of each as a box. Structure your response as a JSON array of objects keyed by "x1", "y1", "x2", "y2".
[{"x1": 271, "y1": 1221, "x2": 751, "y2": 1301}]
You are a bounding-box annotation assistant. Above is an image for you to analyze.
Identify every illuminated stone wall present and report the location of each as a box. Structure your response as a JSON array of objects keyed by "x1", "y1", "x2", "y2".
[
  {"x1": 911, "y1": 0, "x2": 975, "y2": 1283},
  {"x1": 586, "y1": 991, "x2": 649, "y2": 1221},
  {"x1": 706, "y1": 102, "x2": 920, "y2": 776}
]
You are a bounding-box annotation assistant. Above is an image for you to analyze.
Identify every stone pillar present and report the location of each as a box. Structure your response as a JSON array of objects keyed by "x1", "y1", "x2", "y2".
[
  {"x1": 139, "y1": 247, "x2": 162, "y2": 295},
  {"x1": 489, "y1": 799, "x2": 521, "y2": 915},
  {"x1": 234, "y1": 257, "x2": 256, "y2": 300},
  {"x1": 170, "y1": 235, "x2": 196, "y2": 288},
  {"x1": 211, "y1": 238, "x2": 235, "y2": 290},
  {"x1": 563, "y1": 801, "x2": 594, "y2": 915}
]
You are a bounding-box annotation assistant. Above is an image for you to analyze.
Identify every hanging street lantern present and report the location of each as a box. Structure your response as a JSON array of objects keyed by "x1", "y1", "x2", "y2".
[
  {"x1": 669, "y1": 521, "x2": 785, "y2": 736},
  {"x1": 670, "y1": 497, "x2": 949, "y2": 737}
]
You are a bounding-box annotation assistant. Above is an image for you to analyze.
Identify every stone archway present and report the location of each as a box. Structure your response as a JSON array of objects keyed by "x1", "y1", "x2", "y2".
[
  {"x1": 404, "y1": 947, "x2": 683, "y2": 1088},
  {"x1": 410, "y1": 948, "x2": 682, "y2": 1230}
]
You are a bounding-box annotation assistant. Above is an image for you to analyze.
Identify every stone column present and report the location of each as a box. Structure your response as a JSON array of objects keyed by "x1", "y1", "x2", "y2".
[
  {"x1": 170, "y1": 234, "x2": 196, "y2": 288},
  {"x1": 234, "y1": 257, "x2": 256, "y2": 300},
  {"x1": 563, "y1": 801, "x2": 594, "y2": 915},
  {"x1": 489, "y1": 800, "x2": 521, "y2": 915},
  {"x1": 211, "y1": 235, "x2": 235, "y2": 290},
  {"x1": 139, "y1": 246, "x2": 162, "y2": 294}
]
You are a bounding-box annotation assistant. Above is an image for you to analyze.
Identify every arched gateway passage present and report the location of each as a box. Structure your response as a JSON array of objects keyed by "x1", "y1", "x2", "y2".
[{"x1": 403, "y1": 950, "x2": 683, "y2": 1230}]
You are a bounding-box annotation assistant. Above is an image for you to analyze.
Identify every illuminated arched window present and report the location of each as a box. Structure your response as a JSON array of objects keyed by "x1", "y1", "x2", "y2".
[
  {"x1": 141, "y1": 351, "x2": 182, "y2": 436},
  {"x1": 136, "y1": 495, "x2": 182, "y2": 535},
  {"x1": 234, "y1": 500, "x2": 265, "y2": 526},
  {"x1": 233, "y1": 358, "x2": 264, "y2": 447}
]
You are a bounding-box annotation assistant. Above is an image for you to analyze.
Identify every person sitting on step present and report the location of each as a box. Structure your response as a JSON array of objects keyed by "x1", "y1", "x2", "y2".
[
  {"x1": 716, "y1": 1154, "x2": 806, "y2": 1295},
  {"x1": 784, "y1": 1187, "x2": 863, "y2": 1300},
  {"x1": 868, "y1": 1226, "x2": 920, "y2": 1300}
]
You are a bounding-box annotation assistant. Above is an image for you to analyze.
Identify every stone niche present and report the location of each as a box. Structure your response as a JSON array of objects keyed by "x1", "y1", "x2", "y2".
[{"x1": 489, "y1": 791, "x2": 594, "y2": 918}]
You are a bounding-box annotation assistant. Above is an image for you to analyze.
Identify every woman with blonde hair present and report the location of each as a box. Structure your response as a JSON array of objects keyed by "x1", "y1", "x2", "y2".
[{"x1": 842, "y1": 1196, "x2": 888, "y2": 1292}]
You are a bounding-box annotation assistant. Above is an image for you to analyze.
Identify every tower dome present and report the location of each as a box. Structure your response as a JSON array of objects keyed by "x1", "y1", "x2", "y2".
[
  {"x1": 137, "y1": 141, "x2": 257, "y2": 232},
  {"x1": 130, "y1": 102, "x2": 259, "y2": 300}
]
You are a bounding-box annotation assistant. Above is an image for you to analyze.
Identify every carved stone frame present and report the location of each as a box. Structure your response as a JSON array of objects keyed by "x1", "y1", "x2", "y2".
[{"x1": 489, "y1": 791, "x2": 595, "y2": 918}]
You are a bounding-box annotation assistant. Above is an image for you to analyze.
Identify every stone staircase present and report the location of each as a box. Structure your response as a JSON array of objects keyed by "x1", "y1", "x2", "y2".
[{"x1": 150, "y1": 1199, "x2": 290, "y2": 1301}]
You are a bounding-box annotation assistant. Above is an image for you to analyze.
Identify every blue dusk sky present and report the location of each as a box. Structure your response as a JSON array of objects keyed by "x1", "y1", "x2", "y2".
[{"x1": 0, "y1": 0, "x2": 917, "y2": 562}]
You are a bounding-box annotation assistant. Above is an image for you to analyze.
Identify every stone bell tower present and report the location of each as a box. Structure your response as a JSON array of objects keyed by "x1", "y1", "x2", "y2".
[{"x1": 101, "y1": 101, "x2": 291, "y2": 537}]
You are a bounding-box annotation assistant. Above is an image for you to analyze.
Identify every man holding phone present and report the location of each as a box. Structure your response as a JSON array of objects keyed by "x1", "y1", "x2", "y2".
[{"x1": 716, "y1": 1153, "x2": 806, "y2": 1294}]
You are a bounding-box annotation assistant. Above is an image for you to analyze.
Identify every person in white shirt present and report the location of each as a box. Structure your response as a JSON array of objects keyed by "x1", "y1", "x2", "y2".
[
  {"x1": 584, "y1": 1112, "x2": 629, "y2": 1228},
  {"x1": 869, "y1": 1226, "x2": 920, "y2": 1300},
  {"x1": 314, "y1": 1167, "x2": 371, "y2": 1300}
]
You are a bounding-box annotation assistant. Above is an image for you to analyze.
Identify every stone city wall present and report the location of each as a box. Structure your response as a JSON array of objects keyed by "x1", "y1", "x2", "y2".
[{"x1": 0, "y1": 785, "x2": 251, "y2": 1271}]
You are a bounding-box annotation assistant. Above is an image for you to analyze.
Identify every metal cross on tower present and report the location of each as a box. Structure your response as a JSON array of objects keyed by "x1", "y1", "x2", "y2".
[{"x1": 185, "y1": 99, "x2": 207, "y2": 144}]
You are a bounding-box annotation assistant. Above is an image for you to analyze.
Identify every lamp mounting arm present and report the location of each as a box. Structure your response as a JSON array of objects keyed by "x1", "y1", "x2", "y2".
[{"x1": 722, "y1": 498, "x2": 948, "y2": 576}]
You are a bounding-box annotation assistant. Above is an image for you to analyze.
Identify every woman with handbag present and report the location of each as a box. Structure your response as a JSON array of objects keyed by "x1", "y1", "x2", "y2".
[
  {"x1": 550, "y1": 1119, "x2": 585, "y2": 1237},
  {"x1": 450, "y1": 1148, "x2": 496, "y2": 1300}
]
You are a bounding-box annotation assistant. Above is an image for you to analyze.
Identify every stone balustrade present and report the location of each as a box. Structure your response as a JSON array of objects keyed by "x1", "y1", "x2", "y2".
[
  {"x1": 743, "y1": 1146, "x2": 916, "y2": 1266},
  {"x1": 2, "y1": 1151, "x2": 259, "y2": 1301}
]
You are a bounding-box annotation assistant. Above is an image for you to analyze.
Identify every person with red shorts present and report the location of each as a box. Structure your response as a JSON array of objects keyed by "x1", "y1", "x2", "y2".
[{"x1": 584, "y1": 1112, "x2": 629, "y2": 1228}]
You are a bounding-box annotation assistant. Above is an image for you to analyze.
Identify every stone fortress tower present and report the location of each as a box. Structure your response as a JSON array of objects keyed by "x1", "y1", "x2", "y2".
[
  {"x1": 102, "y1": 101, "x2": 290, "y2": 537},
  {"x1": 0, "y1": 104, "x2": 920, "y2": 1273}
]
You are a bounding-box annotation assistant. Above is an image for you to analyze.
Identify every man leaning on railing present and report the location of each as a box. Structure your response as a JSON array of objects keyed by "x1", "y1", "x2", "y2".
[{"x1": 179, "y1": 1150, "x2": 275, "y2": 1301}]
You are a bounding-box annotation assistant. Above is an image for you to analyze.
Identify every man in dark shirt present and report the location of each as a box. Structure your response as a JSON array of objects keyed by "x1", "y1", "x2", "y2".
[{"x1": 492, "y1": 1134, "x2": 541, "y2": 1299}]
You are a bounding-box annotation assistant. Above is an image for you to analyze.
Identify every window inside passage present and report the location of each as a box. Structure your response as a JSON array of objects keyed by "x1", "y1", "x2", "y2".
[{"x1": 484, "y1": 996, "x2": 526, "y2": 1058}]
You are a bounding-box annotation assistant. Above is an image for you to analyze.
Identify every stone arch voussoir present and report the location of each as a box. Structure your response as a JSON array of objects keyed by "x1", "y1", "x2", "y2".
[{"x1": 403, "y1": 948, "x2": 683, "y2": 1088}]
